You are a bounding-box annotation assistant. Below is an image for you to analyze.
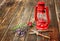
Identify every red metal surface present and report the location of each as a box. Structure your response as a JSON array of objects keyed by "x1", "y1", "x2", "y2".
[{"x1": 34, "y1": 2, "x2": 50, "y2": 30}]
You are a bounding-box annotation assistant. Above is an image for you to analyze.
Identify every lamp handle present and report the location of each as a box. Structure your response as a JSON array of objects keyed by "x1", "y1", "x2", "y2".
[{"x1": 45, "y1": 7, "x2": 50, "y2": 24}]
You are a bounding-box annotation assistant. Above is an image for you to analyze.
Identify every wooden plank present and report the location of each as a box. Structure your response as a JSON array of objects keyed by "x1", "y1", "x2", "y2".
[
  {"x1": 48, "y1": 0, "x2": 59, "y2": 29},
  {"x1": 49, "y1": 27, "x2": 59, "y2": 41}
]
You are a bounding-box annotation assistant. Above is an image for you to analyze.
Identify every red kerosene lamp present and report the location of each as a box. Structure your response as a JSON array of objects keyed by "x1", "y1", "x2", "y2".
[{"x1": 34, "y1": 2, "x2": 50, "y2": 30}]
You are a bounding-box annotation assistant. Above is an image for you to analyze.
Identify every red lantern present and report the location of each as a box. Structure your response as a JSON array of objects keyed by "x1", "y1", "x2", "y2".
[{"x1": 34, "y1": 2, "x2": 50, "y2": 30}]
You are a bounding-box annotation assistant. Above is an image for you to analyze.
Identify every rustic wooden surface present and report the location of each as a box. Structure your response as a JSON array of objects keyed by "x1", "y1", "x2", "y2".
[{"x1": 0, "y1": 0, "x2": 59, "y2": 41}]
